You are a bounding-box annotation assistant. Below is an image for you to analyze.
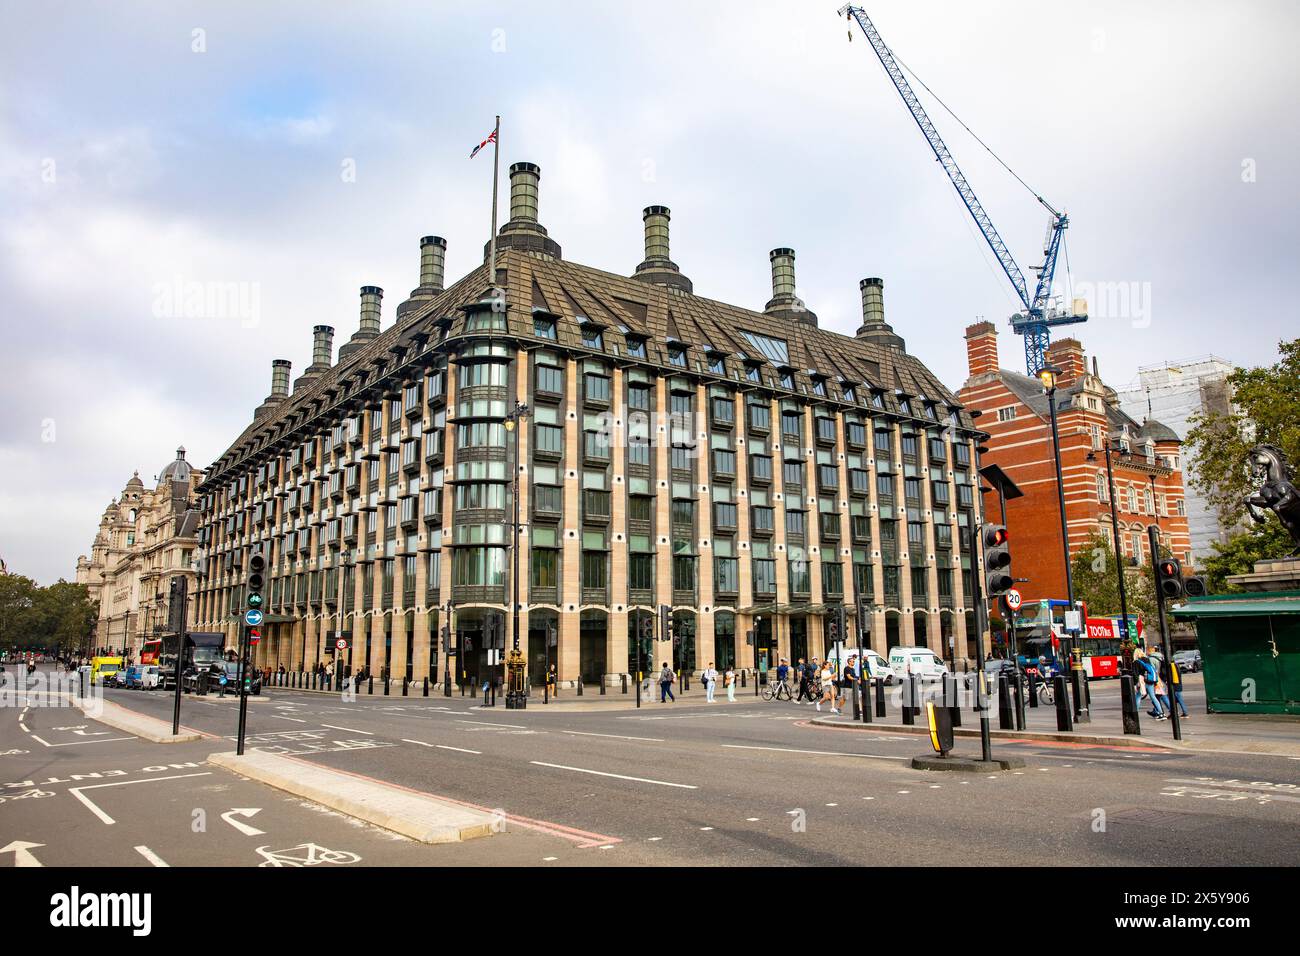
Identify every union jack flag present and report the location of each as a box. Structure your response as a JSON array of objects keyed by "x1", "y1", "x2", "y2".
[{"x1": 470, "y1": 128, "x2": 497, "y2": 158}]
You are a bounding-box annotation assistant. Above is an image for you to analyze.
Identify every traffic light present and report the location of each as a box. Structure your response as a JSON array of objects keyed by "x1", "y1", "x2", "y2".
[
  {"x1": 246, "y1": 550, "x2": 266, "y2": 610},
  {"x1": 982, "y1": 524, "x2": 1013, "y2": 598},
  {"x1": 441, "y1": 623, "x2": 451, "y2": 654},
  {"x1": 1184, "y1": 575, "x2": 1208, "y2": 598},
  {"x1": 1156, "y1": 557, "x2": 1185, "y2": 600},
  {"x1": 659, "y1": 604, "x2": 671, "y2": 644}
]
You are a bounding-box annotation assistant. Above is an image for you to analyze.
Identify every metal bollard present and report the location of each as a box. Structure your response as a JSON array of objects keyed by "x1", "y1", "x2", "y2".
[
  {"x1": 1012, "y1": 674, "x2": 1025, "y2": 730},
  {"x1": 945, "y1": 674, "x2": 961, "y2": 728},
  {"x1": 1026, "y1": 670, "x2": 1039, "y2": 708},
  {"x1": 1053, "y1": 675, "x2": 1073, "y2": 732},
  {"x1": 402, "y1": 677, "x2": 408, "y2": 697},
  {"x1": 469, "y1": 680, "x2": 476, "y2": 699},
  {"x1": 997, "y1": 674, "x2": 1013, "y2": 730},
  {"x1": 1070, "y1": 669, "x2": 1089, "y2": 723},
  {"x1": 851, "y1": 677, "x2": 861, "y2": 720},
  {"x1": 621, "y1": 673, "x2": 628, "y2": 694},
  {"x1": 901, "y1": 676, "x2": 916, "y2": 725},
  {"x1": 577, "y1": 677, "x2": 584, "y2": 696},
  {"x1": 741, "y1": 670, "x2": 747, "y2": 688},
  {"x1": 875, "y1": 678, "x2": 886, "y2": 717},
  {"x1": 423, "y1": 677, "x2": 429, "y2": 697},
  {"x1": 600, "y1": 677, "x2": 606, "y2": 696},
  {"x1": 860, "y1": 678, "x2": 873, "y2": 723},
  {"x1": 682, "y1": 670, "x2": 690, "y2": 692},
  {"x1": 1120, "y1": 674, "x2": 1141, "y2": 735},
  {"x1": 384, "y1": 675, "x2": 390, "y2": 696},
  {"x1": 368, "y1": 676, "x2": 374, "y2": 695}
]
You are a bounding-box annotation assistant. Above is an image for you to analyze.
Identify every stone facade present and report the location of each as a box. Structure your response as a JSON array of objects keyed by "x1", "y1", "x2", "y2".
[
  {"x1": 194, "y1": 162, "x2": 989, "y2": 685},
  {"x1": 76, "y1": 448, "x2": 204, "y2": 657}
]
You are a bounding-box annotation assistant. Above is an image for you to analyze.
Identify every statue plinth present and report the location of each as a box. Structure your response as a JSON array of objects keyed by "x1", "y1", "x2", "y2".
[{"x1": 1227, "y1": 556, "x2": 1300, "y2": 593}]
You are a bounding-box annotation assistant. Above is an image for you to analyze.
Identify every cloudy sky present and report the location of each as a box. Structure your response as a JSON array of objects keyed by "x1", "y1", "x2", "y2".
[{"x1": 2, "y1": 1, "x2": 1295, "y2": 585}]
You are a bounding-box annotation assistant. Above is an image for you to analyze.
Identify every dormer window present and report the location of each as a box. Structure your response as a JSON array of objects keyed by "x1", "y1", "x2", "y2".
[
  {"x1": 625, "y1": 336, "x2": 647, "y2": 358},
  {"x1": 581, "y1": 324, "x2": 604, "y2": 350},
  {"x1": 812, "y1": 377, "x2": 827, "y2": 397},
  {"x1": 842, "y1": 385, "x2": 856, "y2": 403},
  {"x1": 533, "y1": 315, "x2": 557, "y2": 341},
  {"x1": 708, "y1": 352, "x2": 727, "y2": 375},
  {"x1": 898, "y1": 397, "x2": 912, "y2": 415},
  {"x1": 668, "y1": 346, "x2": 688, "y2": 368},
  {"x1": 923, "y1": 402, "x2": 937, "y2": 420},
  {"x1": 780, "y1": 370, "x2": 794, "y2": 390},
  {"x1": 871, "y1": 391, "x2": 885, "y2": 409},
  {"x1": 746, "y1": 362, "x2": 762, "y2": 383}
]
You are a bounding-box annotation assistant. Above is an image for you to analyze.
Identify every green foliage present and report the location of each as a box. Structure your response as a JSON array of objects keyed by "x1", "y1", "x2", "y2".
[
  {"x1": 1184, "y1": 338, "x2": 1300, "y2": 527},
  {"x1": 1069, "y1": 532, "x2": 1160, "y2": 624},
  {"x1": 1199, "y1": 522, "x2": 1293, "y2": 594},
  {"x1": 0, "y1": 574, "x2": 97, "y2": 653}
]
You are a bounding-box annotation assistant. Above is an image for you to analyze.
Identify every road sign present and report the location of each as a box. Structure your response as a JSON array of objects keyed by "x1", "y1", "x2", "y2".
[
  {"x1": 336, "y1": 638, "x2": 348, "y2": 651},
  {"x1": 1064, "y1": 610, "x2": 1082, "y2": 633},
  {"x1": 244, "y1": 609, "x2": 263, "y2": 627},
  {"x1": 1005, "y1": 588, "x2": 1022, "y2": 611},
  {"x1": 248, "y1": 627, "x2": 261, "y2": 645}
]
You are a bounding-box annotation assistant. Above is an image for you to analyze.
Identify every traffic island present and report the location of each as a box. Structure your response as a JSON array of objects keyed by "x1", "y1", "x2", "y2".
[
  {"x1": 208, "y1": 750, "x2": 500, "y2": 844},
  {"x1": 910, "y1": 754, "x2": 1026, "y2": 772},
  {"x1": 73, "y1": 697, "x2": 204, "y2": 743}
]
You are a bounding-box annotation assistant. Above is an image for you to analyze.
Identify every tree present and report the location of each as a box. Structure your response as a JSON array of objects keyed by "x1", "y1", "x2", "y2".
[
  {"x1": 0, "y1": 574, "x2": 97, "y2": 655},
  {"x1": 0, "y1": 573, "x2": 40, "y2": 652},
  {"x1": 1184, "y1": 338, "x2": 1300, "y2": 530},
  {"x1": 1070, "y1": 532, "x2": 1160, "y2": 626},
  {"x1": 1198, "y1": 521, "x2": 1293, "y2": 594}
]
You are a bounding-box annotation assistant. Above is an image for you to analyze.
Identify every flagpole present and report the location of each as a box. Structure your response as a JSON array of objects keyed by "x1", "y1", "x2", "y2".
[{"x1": 488, "y1": 114, "x2": 500, "y2": 297}]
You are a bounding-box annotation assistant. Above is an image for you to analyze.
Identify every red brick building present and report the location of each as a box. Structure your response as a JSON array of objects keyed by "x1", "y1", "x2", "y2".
[{"x1": 957, "y1": 323, "x2": 1192, "y2": 608}]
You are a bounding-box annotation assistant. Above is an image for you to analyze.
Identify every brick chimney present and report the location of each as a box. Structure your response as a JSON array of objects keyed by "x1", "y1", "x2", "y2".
[
  {"x1": 1045, "y1": 337, "x2": 1086, "y2": 387},
  {"x1": 965, "y1": 321, "x2": 999, "y2": 377}
]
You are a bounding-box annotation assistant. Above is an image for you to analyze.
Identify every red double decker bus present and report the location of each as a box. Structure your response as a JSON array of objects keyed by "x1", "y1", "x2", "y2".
[
  {"x1": 1010, "y1": 599, "x2": 1141, "y2": 679},
  {"x1": 1079, "y1": 615, "x2": 1144, "y2": 679}
]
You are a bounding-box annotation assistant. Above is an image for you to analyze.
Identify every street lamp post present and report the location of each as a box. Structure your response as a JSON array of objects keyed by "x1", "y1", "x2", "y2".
[
  {"x1": 503, "y1": 401, "x2": 530, "y2": 709},
  {"x1": 1039, "y1": 365, "x2": 1077, "y2": 662},
  {"x1": 1087, "y1": 440, "x2": 1133, "y2": 645}
]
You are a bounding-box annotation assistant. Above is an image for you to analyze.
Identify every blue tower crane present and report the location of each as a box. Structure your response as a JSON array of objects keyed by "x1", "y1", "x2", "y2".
[{"x1": 839, "y1": 5, "x2": 1086, "y2": 374}]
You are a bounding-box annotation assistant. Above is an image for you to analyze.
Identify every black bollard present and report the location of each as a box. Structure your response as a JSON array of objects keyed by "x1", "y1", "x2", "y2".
[
  {"x1": 683, "y1": 670, "x2": 690, "y2": 692},
  {"x1": 402, "y1": 677, "x2": 408, "y2": 697},
  {"x1": 600, "y1": 677, "x2": 606, "y2": 696},
  {"x1": 384, "y1": 675, "x2": 390, "y2": 696},
  {"x1": 1120, "y1": 674, "x2": 1142, "y2": 735},
  {"x1": 901, "y1": 676, "x2": 916, "y2": 725},
  {"x1": 1012, "y1": 674, "x2": 1025, "y2": 730},
  {"x1": 875, "y1": 677, "x2": 886, "y2": 717},
  {"x1": 1026, "y1": 670, "x2": 1039, "y2": 708},
  {"x1": 1070, "y1": 669, "x2": 1089, "y2": 723},
  {"x1": 621, "y1": 673, "x2": 628, "y2": 695},
  {"x1": 423, "y1": 677, "x2": 429, "y2": 697},
  {"x1": 368, "y1": 676, "x2": 374, "y2": 695},
  {"x1": 860, "y1": 678, "x2": 873, "y2": 723},
  {"x1": 1053, "y1": 675, "x2": 1073, "y2": 732},
  {"x1": 741, "y1": 670, "x2": 747, "y2": 688},
  {"x1": 997, "y1": 674, "x2": 1013, "y2": 730},
  {"x1": 945, "y1": 674, "x2": 961, "y2": 728},
  {"x1": 851, "y1": 676, "x2": 861, "y2": 720},
  {"x1": 577, "y1": 677, "x2": 584, "y2": 696},
  {"x1": 469, "y1": 680, "x2": 476, "y2": 699}
]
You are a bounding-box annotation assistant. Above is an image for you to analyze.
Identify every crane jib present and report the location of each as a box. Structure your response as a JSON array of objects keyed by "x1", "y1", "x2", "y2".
[{"x1": 840, "y1": 5, "x2": 1085, "y2": 374}]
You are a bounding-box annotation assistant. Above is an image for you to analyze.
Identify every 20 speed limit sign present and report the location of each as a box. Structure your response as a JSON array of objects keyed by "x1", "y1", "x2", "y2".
[{"x1": 1004, "y1": 588, "x2": 1023, "y2": 611}]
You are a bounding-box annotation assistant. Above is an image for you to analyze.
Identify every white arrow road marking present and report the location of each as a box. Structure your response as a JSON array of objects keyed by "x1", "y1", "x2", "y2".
[
  {"x1": 221, "y1": 808, "x2": 266, "y2": 836},
  {"x1": 69, "y1": 773, "x2": 213, "y2": 825},
  {"x1": 530, "y1": 762, "x2": 698, "y2": 789},
  {"x1": 1, "y1": 841, "x2": 44, "y2": 867},
  {"x1": 134, "y1": 845, "x2": 169, "y2": 867},
  {"x1": 561, "y1": 730, "x2": 666, "y2": 742},
  {"x1": 72, "y1": 729, "x2": 110, "y2": 737},
  {"x1": 401, "y1": 739, "x2": 482, "y2": 754}
]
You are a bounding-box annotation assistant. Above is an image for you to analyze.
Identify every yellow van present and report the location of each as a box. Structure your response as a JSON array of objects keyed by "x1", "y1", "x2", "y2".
[{"x1": 90, "y1": 656, "x2": 124, "y2": 685}]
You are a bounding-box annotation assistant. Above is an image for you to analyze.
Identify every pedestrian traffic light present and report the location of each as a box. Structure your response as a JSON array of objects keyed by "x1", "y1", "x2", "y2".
[
  {"x1": 441, "y1": 623, "x2": 451, "y2": 653},
  {"x1": 1156, "y1": 557, "x2": 1185, "y2": 600},
  {"x1": 835, "y1": 605, "x2": 847, "y2": 646},
  {"x1": 1184, "y1": 575, "x2": 1208, "y2": 598},
  {"x1": 659, "y1": 604, "x2": 671, "y2": 643},
  {"x1": 982, "y1": 524, "x2": 1013, "y2": 597},
  {"x1": 246, "y1": 550, "x2": 265, "y2": 609}
]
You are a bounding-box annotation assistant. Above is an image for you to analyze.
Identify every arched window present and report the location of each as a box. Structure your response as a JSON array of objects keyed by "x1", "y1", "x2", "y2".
[{"x1": 1096, "y1": 474, "x2": 1108, "y2": 501}]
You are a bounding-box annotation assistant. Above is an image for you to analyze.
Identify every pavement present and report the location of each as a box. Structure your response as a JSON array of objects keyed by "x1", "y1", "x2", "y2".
[{"x1": 9, "y1": 664, "x2": 1295, "y2": 867}]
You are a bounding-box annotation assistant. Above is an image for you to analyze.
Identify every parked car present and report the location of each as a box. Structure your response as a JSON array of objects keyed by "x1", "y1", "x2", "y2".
[
  {"x1": 888, "y1": 647, "x2": 948, "y2": 682},
  {"x1": 1173, "y1": 650, "x2": 1202, "y2": 673},
  {"x1": 89, "y1": 656, "x2": 123, "y2": 685},
  {"x1": 125, "y1": 664, "x2": 161, "y2": 689}
]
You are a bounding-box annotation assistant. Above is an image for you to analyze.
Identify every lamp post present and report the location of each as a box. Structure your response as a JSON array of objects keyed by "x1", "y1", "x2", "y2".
[
  {"x1": 1039, "y1": 365, "x2": 1077, "y2": 662},
  {"x1": 1087, "y1": 440, "x2": 1133, "y2": 646},
  {"x1": 502, "y1": 401, "x2": 530, "y2": 708}
]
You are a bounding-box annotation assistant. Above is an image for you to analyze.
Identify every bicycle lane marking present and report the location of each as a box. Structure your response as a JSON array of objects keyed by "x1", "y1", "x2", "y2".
[{"x1": 69, "y1": 773, "x2": 214, "y2": 825}]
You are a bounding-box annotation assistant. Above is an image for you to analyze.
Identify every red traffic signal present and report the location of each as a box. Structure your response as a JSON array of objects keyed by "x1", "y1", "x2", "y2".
[
  {"x1": 248, "y1": 627, "x2": 262, "y2": 645},
  {"x1": 1156, "y1": 557, "x2": 1185, "y2": 600}
]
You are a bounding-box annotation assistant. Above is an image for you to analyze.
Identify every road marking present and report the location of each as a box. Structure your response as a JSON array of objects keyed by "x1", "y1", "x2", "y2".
[
  {"x1": 29, "y1": 735, "x2": 135, "y2": 748},
  {"x1": 699, "y1": 826, "x2": 714, "y2": 831},
  {"x1": 561, "y1": 730, "x2": 665, "y2": 742},
  {"x1": 401, "y1": 739, "x2": 482, "y2": 755},
  {"x1": 721, "y1": 744, "x2": 906, "y2": 761},
  {"x1": 272, "y1": 715, "x2": 308, "y2": 723},
  {"x1": 69, "y1": 772, "x2": 214, "y2": 825},
  {"x1": 530, "y1": 761, "x2": 698, "y2": 789},
  {"x1": 221, "y1": 807, "x2": 266, "y2": 836},
  {"x1": 0, "y1": 841, "x2": 44, "y2": 867},
  {"x1": 457, "y1": 719, "x2": 527, "y2": 729},
  {"x1": 134, "y1": 845, "x2": 168, "y2": 867},
  {"x1": 18, "y1": 723, "x2": 28, "y2": 733},
  {"x1": 318, "y1": 723, "x2": 373, "y2": 735}
]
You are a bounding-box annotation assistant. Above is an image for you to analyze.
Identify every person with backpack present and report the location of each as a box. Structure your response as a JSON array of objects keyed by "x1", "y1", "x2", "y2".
[
  {"x1": 703, "y1": 662, "x2": 718, "y2": 702},
  {"x1": 658, "y1": 662, "x2": 676, "y2": 703},
  {"x1": 1135, "y1": 649, "x2": 1165, "y2": 720}
]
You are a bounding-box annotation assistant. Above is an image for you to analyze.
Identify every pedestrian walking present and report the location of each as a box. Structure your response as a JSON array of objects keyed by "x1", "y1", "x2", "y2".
[
  {"x1": 703, "y1": 662, "x2": 718, "y2": 702},
  {"x1": 658, "y1": 662, "x2": 676, "y2": 702},
  {"x1": 1158, "y1": 655, "x2": 1188, "y2": 718},
  {"x1": 725, "y1": 665, "x2": 736, "y2": 702},
  {"x1": 795, "y1": 657, "x2": 814, "y2": 703},
  {"x1": 1135, "y1": 649, "x2": 1166, "y2": 719},
  {"x1": 817, "y1": 659, "x2": 840, "y2": 714}
]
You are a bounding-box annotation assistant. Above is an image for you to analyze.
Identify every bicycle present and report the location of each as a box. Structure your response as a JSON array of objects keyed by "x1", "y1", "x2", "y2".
[
  {"x1": 761, "y1": 678, "x2": 794, "y2": 702},
  {"x1": 1020, "y1": 669, "x2": 1055, "y2": 705}
]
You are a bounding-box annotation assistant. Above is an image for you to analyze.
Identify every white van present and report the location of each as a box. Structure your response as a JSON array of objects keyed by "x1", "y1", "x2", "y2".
[
  {"x1": 888, "y1": 647, "x2": 948, "y2": 683},
  {"x1": 827, "y1": 647, "x2": 893, "y2": 684}
]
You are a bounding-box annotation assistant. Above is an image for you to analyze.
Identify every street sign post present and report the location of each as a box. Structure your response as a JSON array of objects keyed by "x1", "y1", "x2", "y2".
[
  {"x1": 244, "y1": 609, "x2": 263, "y2": 628},
  {"x1": 1005, "y1": 588, "x2": 1022, "y2": 611},
  {"x1": 336, "y1": 638, "x2": 347, "y2": 651}
]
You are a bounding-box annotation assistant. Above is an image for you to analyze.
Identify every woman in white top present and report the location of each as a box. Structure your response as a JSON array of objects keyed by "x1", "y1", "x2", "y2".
[
  {"x1": 818, "y1": 661, "x2": 840, "y2": 714},
  {"x1": 725, "y1": 666, "x2": 736, "y2": 702},
  {"x1": 703, "y1": 662, "x2": 719, "y2": 702}
]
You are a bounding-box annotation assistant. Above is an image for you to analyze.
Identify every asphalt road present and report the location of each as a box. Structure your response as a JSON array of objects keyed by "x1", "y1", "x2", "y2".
[{"x1": 25, "y1": 666, "x2": 1296, "y2": 867}]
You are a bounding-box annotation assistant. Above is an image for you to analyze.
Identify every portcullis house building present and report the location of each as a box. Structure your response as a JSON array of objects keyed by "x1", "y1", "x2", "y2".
[{"x1": 193, "y1": 162, "x2": 987, "y2": 687}]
